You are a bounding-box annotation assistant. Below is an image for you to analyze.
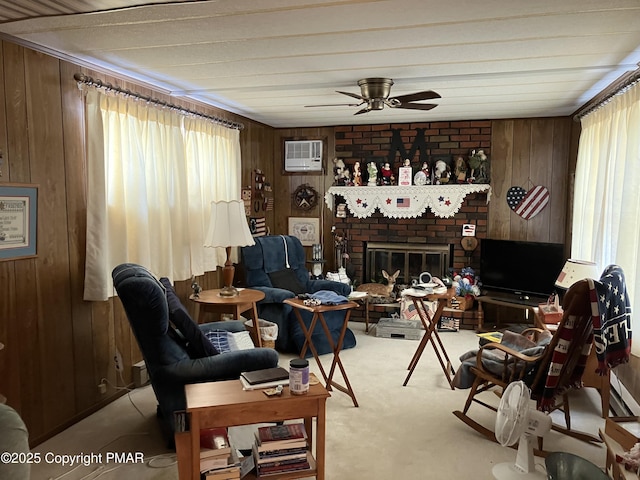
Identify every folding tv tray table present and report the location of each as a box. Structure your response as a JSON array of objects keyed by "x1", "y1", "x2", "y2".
[
  {"x1": 284, "y1": 298, "x2": 359, "y2": 407},
  {"x1": 402, "y1": 290, "x2": 456, "y2": 389}
]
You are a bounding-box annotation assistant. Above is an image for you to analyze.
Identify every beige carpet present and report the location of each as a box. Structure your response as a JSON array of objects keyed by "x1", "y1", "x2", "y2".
[{"x1": 32, "y1": 322, "x2": 617, "y2": 480}]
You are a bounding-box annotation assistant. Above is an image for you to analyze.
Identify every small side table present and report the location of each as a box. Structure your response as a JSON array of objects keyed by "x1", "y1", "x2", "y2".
[
  {"x1": 284, "y1": 298, "x2": 359, "y2": 407},
  {"x1": 190, "y1": 288, "x2": 265, "y2": 347},
  {"x1": 176, "y1": 379, "x2": 330, "y2": 480}
]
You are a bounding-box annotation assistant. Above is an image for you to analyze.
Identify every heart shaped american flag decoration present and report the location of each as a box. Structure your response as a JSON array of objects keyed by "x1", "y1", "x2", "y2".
[{"x1": 506, "y1": 185, "x2": 549, "y2": 220}]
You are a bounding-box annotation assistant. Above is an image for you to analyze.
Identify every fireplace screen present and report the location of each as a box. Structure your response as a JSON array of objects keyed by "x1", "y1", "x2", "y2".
[{"x1": 365, "y1": 242, "x2": 451, "y2": 285}]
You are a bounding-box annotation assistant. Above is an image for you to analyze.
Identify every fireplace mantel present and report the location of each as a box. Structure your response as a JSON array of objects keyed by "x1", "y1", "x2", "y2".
[{"x1": 324, "y1": 184, "x2": 491, "y2": 219}]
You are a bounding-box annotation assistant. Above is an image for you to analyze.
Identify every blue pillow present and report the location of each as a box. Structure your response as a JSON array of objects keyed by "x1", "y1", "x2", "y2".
[{"x1": 159, "y1": 278, "x2": 219, "y2": 358}]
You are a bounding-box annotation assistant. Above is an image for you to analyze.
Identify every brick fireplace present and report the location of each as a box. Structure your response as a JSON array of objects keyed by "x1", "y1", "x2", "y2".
[
  {"x1": 328, "y1": 120, "x2": 491, "y2": 324},
  {"x1": 332, "y1": 192, "x2": 488, "y2": 285}
]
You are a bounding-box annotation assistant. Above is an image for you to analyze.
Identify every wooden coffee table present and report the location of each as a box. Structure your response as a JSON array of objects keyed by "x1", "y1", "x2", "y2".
[
  {"x1": 190, "y1": 288, "x2": 265, "y2": 346},
  {"x1": 175, "y1": 379, "x2": 330, "y2": 480}
]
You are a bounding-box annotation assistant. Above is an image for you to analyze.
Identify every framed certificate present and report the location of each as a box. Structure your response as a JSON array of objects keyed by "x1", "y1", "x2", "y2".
[
  {"x1": 0, "y1": 183, "x2": 38, "y2": 260},
  {"x1": 288, "y1": 217, "x2": 320, "y2": 246}
]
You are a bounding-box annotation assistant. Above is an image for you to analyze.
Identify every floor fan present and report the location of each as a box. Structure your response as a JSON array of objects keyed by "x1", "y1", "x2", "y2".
[{"x1": 493, "y1": 381, "x2": 552, "y2": 479}]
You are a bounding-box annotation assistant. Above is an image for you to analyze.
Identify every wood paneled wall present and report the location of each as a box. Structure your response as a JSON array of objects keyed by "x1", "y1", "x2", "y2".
[
  {"x1": 0, "y1": 40, "x2": 276, "y2": 445},
  {"x1": 0, "y1": 38, "x2": 579, "y2": 446},
  {"x1": 489, "y1": 118, "x2": 572, "y2": 245}
]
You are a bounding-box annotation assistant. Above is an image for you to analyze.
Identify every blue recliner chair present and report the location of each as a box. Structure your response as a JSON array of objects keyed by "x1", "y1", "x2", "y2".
[
  {"x1": 241, "y1": 235, "x2": 356, "y2": 356},
  {"x1": 112, "y1": 263, "x2": 279, "y2": 444}
]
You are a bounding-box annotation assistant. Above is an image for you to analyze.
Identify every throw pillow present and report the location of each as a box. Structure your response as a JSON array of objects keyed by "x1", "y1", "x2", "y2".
[
  {"x1": 159, "y1": 277, "x2": 219, "y2": 358},
  {"x1": 268, "y1": 268, "x2": 305, "y2": 295}
]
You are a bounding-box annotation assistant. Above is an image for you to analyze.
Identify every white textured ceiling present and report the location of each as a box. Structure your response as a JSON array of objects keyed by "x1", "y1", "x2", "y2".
[{"x1": 1, "y1": 0, "x2": 639, "y2": 128}]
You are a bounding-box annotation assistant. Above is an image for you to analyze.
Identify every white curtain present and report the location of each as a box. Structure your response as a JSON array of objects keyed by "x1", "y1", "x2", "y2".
[
  {"x1": 572, "y1": 81, "x2": 640, "y2": 352},
  {"x1": 83, "y1": 89, "x2": 242, "y2": 301}
]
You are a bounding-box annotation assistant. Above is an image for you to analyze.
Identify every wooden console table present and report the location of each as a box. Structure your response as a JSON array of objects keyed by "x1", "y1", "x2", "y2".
[
  {"x1": 476, "y1": 294, "x2": 546, "y2": 331},
  {"x1": 175, "y1": 379, "x2": 330, "y2": 480}
]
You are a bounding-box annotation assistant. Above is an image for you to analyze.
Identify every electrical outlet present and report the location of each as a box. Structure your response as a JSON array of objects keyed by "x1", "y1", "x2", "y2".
[
  {"x1": 114, "y1": 349, "x2": 123, "y2": 372},
  {"x1": 98, "y1": 382, "x2": 107, "y2": 394}
]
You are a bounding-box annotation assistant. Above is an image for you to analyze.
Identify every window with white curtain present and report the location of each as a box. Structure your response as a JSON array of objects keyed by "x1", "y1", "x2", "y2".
[
  {"x1": 82, "y1": 88, "x2": 242, "y2": 301},
  {"x1": 572, "y1": 81, "x2": 640, "y2": 353}
]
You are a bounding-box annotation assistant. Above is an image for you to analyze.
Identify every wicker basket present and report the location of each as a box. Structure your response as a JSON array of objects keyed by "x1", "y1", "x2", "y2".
[
  {"x1": 244, "y1": 319, "x2": 278, "y2": 348},
  {"x1": 448, "y1": 295, "x2": 475, "y2": 311}
]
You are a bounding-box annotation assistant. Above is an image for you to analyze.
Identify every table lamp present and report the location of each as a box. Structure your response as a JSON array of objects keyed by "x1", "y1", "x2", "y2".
[
  {"x1": 555, "y1": 259, "x2": 599, "y2": 289},
  {"x1": 204, "y1": 200, "x2": 255, "y2": 297}
]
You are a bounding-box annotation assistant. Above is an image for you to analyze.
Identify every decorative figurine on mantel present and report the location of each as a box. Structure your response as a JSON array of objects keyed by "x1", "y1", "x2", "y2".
[
  {"x1": 468, "y1": 149, "x2": 489, "y2": 184},
  {"x1": 434, "y1": 159, "x2": 451, "y2": 184},
  {"x1": 352, "y1": 161, "x2": 363, "y2": 186},
  {"x1": 367, "y1": 161, "x2": 378, "y2": 186},
  {"x1": 333, "y1": 158, "x2": 351, "y2": 186},
  {"x1": 414, "y1": 161, "x2": 431, "y2": 185},
  {"x1": 380, "y1": 162, "x2": 394, "y2": 185},
  {"x1": 421, "y1": 162, "x2": 431, "y2": 183},
  {"x1": 453, "y1": 155, "x2": 468, "y2": 183}
]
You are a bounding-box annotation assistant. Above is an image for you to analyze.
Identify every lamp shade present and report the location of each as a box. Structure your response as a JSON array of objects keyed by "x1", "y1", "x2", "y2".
[
  {"x1": 204, "y1": 200, "x2": 255, "y2": 248},
  {"x1": 555, "y1": 259, "x2": 599, "y2": 289}
]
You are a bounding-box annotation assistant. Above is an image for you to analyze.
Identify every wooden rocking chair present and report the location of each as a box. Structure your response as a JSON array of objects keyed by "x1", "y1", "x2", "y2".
[{"x1": 453, "y1": 279, "x2": 602, "y2": 451}]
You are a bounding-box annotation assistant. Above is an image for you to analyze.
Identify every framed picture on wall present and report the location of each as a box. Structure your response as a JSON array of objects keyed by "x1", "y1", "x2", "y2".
[
  {"x1": 288, "y1": 217, "x2": 320, "y2": 246},
  {"x1": 0, "y1": 183, "x2": 38, "y2": 261}
]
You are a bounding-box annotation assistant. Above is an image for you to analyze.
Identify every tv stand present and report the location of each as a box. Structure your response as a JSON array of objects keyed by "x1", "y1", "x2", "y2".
[{"x1": 476, "y1": 293, "x2": 546, "y2": 331}]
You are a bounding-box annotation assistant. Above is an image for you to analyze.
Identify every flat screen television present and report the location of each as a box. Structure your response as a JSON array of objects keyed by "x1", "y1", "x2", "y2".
[{"x1": 480, "y1": 238, "x2": 566, "y2": 300}]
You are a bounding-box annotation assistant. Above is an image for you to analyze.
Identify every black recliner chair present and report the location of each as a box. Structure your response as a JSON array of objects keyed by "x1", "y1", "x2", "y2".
[{"x1": 112, "y1": 263, "x2": 279, "y2": 444}]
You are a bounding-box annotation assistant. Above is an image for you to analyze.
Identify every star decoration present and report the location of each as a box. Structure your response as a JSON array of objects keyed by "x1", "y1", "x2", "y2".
[{"x1": 386, "y1": 198, "x2": 392, "y2": 204}]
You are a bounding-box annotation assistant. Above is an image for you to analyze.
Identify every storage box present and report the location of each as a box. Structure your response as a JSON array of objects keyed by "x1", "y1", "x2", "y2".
[
  {"x1": 538, "y1": 294, "x2": 564, "y2": 324},
  {"x1": 447, "y1": 296, "x2": 475, "y2": 311},
  {"x1": 375, "y1": 317, "x2": 422, "y2": 340},
  {"x1": 605, "y1": 417, "x2": 640, "y2": 451}
]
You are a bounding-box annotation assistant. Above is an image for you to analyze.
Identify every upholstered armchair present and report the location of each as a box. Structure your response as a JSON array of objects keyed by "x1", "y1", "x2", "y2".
[
  {"x1": 112, "y1": 264, "x2": 279, "y2": 443},
  {"x1": 241, "y1": 235, "x2": 356, "y2": 355}
]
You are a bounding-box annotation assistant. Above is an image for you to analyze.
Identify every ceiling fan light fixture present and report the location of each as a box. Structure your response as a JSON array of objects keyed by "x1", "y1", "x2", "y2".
[
  {"x1": 369, "y1": 99, "x2": 385, "y2": 110},
  {"x1": 307, "y1": 78, "x2": 440, "y2": 115},
  {"x1": 358, "y1": 78, "x2": 394, "y2": 99}
]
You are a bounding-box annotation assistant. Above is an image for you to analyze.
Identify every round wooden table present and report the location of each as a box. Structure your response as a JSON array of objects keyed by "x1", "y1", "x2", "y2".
[{"x1": 190, "y1": 288, "x2": 266, "y2": 347}]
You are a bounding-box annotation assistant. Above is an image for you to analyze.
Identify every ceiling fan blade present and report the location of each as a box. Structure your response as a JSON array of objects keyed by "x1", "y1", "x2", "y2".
[
  {"x1": 354, "y1": 107, "x2": 371, "y2": 115},
  {"x1": 305, "y1": 102, "x2": 363, "y2": 107},
  {"x1": 393, "y1": 103, "x2": 438, "y2": 111},
  {"x1": 336, "y1": 90, "x2": 366, "y2": 101},
  {"x1": 391, "y1": 90, "x2": 441, "y2": 103}
]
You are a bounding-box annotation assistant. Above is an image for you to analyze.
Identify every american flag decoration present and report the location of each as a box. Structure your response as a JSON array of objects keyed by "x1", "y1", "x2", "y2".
[
  {"x1": 249, "y1": 217, "x2": 266, "y2": 237},
  {"x1": 396, "y1": 197, "x2": 411, "y2": 208},
  {"x1": 506, "y1": 185, "x2": 549, "y2": 220}
]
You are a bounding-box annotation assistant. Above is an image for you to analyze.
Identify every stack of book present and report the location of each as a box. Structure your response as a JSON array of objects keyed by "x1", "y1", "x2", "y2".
[
  {"x1": 239, "y1": 367, "x2": 290, "y2": 391},
  {"x1": 252, "y1": 423, "x2": 313, "y2": 477},
  {"x1": 200, "y1": 427, "x2": 241, "y2": 480}
]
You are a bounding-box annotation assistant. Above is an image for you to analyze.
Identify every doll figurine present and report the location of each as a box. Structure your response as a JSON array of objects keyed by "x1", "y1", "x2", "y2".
[
  {"x1": 454, "y1": 155, "x2": 467, "y2": 183},
  {"x1": 381, "y1": 162, "x2": 393, "y2": 185},
  {"x1": 352, "y1": 161, "x2": 362, "y2": 186},
  {"x1": 421, "y1": 162, "x2": 431, "y2": 184},
  {"x1": 367, "y1": 162, "x2": 378, "y2": 186}
]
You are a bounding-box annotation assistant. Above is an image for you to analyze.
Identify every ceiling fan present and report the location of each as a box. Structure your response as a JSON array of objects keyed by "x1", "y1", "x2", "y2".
[{"x1": 305, "y1": 78, "x2": 440, "y2": 115}]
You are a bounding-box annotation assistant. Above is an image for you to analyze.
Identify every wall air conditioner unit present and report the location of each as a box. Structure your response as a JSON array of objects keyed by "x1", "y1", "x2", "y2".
[{"x1": 284, "y1": 140, "x2": 323, "y2": 172}]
